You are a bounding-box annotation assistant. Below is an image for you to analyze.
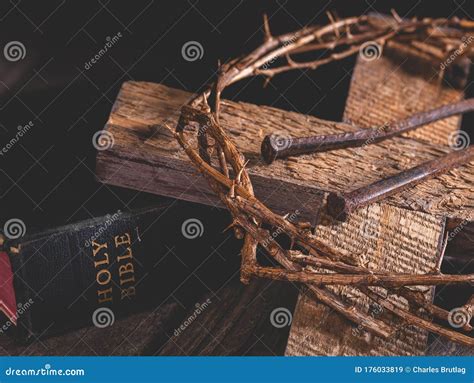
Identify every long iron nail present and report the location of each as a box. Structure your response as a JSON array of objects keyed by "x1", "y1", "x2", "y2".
[
  {"x1": 327, "y1": 145, "x2": 474, "y2": 221},
  {"x1": 261, "y1": 99, "x2": 474, "y2": 163}
]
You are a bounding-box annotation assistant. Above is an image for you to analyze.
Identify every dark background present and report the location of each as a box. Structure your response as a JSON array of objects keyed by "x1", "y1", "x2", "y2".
[
  {"x1": 0, "y1": 0, "x2": 472, "y2": 355},
  {"x1": 0, "y1": 0, "x2": 472, "y2": 230}
]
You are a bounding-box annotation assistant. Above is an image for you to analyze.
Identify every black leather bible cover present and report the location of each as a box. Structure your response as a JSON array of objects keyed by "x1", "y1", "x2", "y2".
[{"x1": 1, "y1": 203, "x2": 238, "y2": 341}]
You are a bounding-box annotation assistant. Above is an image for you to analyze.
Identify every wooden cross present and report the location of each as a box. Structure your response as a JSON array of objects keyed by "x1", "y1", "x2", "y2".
[{"x1": 96, "y1": 41, "x2": 473, "y2": 355}]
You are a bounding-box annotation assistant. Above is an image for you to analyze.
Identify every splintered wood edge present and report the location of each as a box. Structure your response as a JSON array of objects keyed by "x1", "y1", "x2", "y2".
[
  {"x1": 96, "y1": 81, "x2": 473, "y2": 223},
  {"x1": 285, "y1": 49, "x2": 465, "y2": 356}
]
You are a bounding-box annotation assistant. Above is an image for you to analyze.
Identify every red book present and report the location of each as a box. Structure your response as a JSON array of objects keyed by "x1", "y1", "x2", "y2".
[{"x1": 0, "y1": 251, "x2": 16, "y2": 325}]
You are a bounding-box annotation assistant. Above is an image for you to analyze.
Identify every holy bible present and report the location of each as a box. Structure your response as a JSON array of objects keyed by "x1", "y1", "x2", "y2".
[{"x1": 0, "y1": 203, "x2": 240, "y2": 341}]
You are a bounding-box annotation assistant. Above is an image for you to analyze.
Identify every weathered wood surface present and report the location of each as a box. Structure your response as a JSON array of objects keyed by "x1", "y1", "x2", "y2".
[
  {"x1": 0, "y1": 303, "x2": 181, "y2": 356},
  {"x1": 285, "y1": 46, "x2": 471, "y2": 356},
  {"x1": 157, "y1": 278, "x2": 298, "y2": 356},
  {"x1": 95, "y1": 45, "x2": 472, "y2": 355},
  {"x1": 96, "y1": 85, "x2": 473, "y2": 223},
  {"x1": 0, "y1": 279, "x2": 297, "y2": 356},
  {"x1": 344, "y1": 41, "x2": 467, "y2": 146},
  {"x1": 285, "y1": 207, "x2": 446, "y2": 355}
]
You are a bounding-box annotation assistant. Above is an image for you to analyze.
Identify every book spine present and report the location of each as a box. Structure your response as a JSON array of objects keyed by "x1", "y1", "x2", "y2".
[{"x1": 5, "y1": 206, "x2": 170, "y2": 340}]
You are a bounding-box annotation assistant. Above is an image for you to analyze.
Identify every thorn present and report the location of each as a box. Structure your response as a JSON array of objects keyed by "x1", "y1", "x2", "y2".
[
  {"x1": 9, "y1": 246, "x2": 20, "y2": 254},
  {"x1": 235, "y1": 160, "x2": 249, "y2": 185},
  {"x1": 229, "y1": 182, "x2": 236, "y2": 198},
  {"x1": 162, "y1": 123, "x2": 176, "y2": 135},
  {"x1": 263, "y1": 76, "x2": 272, "y2": 88},
  {"x1": 223, "y1": 221, "x2": 237, "y2": 233},
  {"x1": 345, "y1": 23, "x2": 353, "y2": 39},
  {"x1": 435, "y1": 234, "x2": 449, "y2": 272},
  {"x1": 263, "y1": 13, "x2": 272, "y2": 41},
  {"x1": 390, "y1": 9, "x2": 402, "y2": 24},
  {"x1": 285, "y1": 53, "x2": 297, "y2": 66},
  {"x1": 290, "y1": 238, "x2": 295, "y2": 249},
  {"x1": 326, "y1": 11, "x2": 340, "y2": 38}
]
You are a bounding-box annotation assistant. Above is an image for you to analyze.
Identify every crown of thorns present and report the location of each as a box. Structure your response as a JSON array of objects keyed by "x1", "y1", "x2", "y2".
[{"x1": 169, "y1": 13, "x2": 474, "y2": 346}]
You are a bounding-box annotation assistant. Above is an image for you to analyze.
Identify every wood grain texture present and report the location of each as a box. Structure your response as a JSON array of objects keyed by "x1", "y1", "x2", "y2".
[
  {"x1": 96, "y1": 83, "x2": 473, "y2": 223},
  {"x1": 0, "y1": 303, "x2": 181, "y2": 356},
  {"x1": 285, "y1": 48, "x2": 469, "y2": 356},
  {"x1": 285, "y1": 206, "x2": 445, "y2": 355},
  {"x1": 0, "y1": 281, "x2": 297, "y2": 356},
  {"x1": 157, "y1": 279, "x2": 298, "y2": 356},
  {"x1": 95, "y1": 48, "x2": 472, "y2": 355},
  {"x1": 344, "y1": 41, "x2": 467, "y2": 146}
]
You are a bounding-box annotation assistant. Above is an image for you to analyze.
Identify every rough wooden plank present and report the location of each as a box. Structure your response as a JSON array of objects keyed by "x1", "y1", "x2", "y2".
[
  {"x1": 95, "y1": 50, "x2": 471, "y2": 355},
  {"x1": 96, "y1": 83, "x2": 473, "y2": 223},
  {"x1": 344, "y1": 42, "x2": 467, "y2": 146},
  {"x1": 285, "y1": 206, "x2": 445, "y2": 355},
  {"x1": 157, "y1": 278, "x2": 298, "y2": 356},
  {"x1": 285, "y1": 48, "x2": 469, "y2": 356},
  {"x1": 0, "y1": 303, "x2": 181, "y2": 356}
]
